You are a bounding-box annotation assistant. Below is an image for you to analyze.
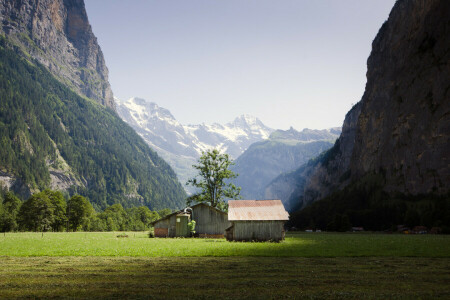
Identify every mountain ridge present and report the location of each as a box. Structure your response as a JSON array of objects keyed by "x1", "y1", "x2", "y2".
[
  {"x1": 116, "y1": 97, "x2": 276, "y2": 190},
  {"x1": 0, "y1": 0, "x2": 115, "y2": 108},
  {"x1": 233, "y1": 127, "x2": 340, "y2": 206}
]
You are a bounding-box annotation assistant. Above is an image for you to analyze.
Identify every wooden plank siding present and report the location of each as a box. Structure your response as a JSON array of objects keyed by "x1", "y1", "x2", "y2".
[
  {"x1": 152, "y1": 203, "x2": 230, "y2": 237},
  {"x1": 230, "y1": 221, "x2": 285, "y2": 241},
  {"x1": 191, "y1": 204, "x2": 230, "y2": 236},
  {"x1": 152, "y1": 215, "x2": 179, "y2": 237}
]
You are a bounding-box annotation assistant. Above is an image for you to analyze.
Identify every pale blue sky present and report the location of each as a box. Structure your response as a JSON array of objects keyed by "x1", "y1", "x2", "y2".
[{"x1": 85, "y1": 0, "x2": 395, "y2": 130}]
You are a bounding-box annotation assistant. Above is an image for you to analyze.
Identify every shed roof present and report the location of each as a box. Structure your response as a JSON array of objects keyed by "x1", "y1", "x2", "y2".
[{"x1": 228, "y1": 200, "x2": 289, "y2": 221}]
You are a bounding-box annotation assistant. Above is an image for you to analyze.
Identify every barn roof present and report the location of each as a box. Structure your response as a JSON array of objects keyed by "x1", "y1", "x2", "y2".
[{"x1": 228, "y1": 200, "x2": 289, "y2": 221}]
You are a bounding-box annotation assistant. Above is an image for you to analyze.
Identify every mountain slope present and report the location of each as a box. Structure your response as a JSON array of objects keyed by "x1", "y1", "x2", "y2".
[
  {"x1": 232, "y1": 127, "x2": 340, "y2": 205},
  {"x1": 0, "y1": 0, "x2": 114, "y2": 108},
  {"x1": 288, "y1": 0, "x2": 450, "y2": 229},
  {"x1": 116, "y1": 97, "x2": 274, "y2": 189},
  {"x1": 0, "y1": 36, "x2": 186, "y2": 210}
]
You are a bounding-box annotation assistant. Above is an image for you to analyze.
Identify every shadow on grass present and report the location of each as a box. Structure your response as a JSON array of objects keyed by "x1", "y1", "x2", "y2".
[{"x1": 0, "y1": 256, "x2": 449, "y2": 299}]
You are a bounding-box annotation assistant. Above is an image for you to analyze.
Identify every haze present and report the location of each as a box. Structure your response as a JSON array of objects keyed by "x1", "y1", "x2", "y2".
[{"x1": 85, "y1": 0, "x2": 395, "y2": 130}]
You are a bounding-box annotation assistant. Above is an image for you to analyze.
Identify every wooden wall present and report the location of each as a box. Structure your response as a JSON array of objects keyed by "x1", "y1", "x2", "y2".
[
  {"x1": 153, "y1": 204, "x2": 230, "y2": 237},
  {"x1": 154, "y1": 215, "x2": 177, "y2": 237},
  {"x1": 192, "y1": 204, "x2": 230, "y2": 236},
  {"x1": 230, "y1": 221, "x2": 285, "y2": 241}
]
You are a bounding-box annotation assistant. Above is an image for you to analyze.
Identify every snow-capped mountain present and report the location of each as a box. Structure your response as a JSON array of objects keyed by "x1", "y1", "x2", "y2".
[{"x1": 116, "y1": 97, "x2": 274, "y2": 190}]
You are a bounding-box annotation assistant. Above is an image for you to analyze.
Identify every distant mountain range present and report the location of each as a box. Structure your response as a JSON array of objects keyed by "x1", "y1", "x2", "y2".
[
  {"x1": 233, "y1": 127, "x2": 340, "y2": 206},
  {"x1": 116, "y1": 97, "x2": 274, "y2": 190},
  {"x1": 116, "y1": 97, "x2": 341, "y2": 195}
]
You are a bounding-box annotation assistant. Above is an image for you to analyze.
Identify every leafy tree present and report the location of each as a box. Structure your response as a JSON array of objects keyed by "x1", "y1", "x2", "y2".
[
  {"x1": 138, "y1": 206, "x2": 159, "y2": 225},
  {"x1": 42, "y1": 190, "x2": 67, "y2": 231},
  {"x1": 86, "y1": 215, "x2": 106, "y2": 232},
  {"x1": 126, "y1": 206, "x2": 160, "y2": 230},
  {"x1": 0, "y1": 192, "x2": 21, "y2": 232},
  {"x1": 67, "y1": 195, "x2": 94, "y2": 231},
  {"x1": 18, "y1": 192, "x2": 54, "y2": 231},
  {"x1": 157, "y1": 208, "x2": 172, "y2": 219},
  {"x1": 186, "y1": 149, "x2": 241, "y2": 209},
  {"x1": 99, "y1": 204, "x2": 127, "y2": 231}
]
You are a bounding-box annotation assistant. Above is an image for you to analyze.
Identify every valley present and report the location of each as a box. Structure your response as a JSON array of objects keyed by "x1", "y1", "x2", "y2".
[{"x1": 0, "y1": 0, "x2": 449, "y2": 298}]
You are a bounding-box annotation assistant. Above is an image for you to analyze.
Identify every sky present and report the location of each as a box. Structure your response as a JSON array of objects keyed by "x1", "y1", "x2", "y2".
[{"x1": 85, "y1": 0, "x2": 395, "y2": 130}]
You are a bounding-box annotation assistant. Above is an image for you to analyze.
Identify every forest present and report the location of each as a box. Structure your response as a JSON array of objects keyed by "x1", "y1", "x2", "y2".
[
  {"x1": 0, "y1": 188, "x2": 170, "y2": 232},
  {"x1": 0, "y1": 36, "x2": 186, "y2": 211}
]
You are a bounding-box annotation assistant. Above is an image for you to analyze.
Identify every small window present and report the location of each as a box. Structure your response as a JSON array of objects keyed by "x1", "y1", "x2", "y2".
[{"x1": 177, "y1": 218, "x2": 180, "y2": 223}]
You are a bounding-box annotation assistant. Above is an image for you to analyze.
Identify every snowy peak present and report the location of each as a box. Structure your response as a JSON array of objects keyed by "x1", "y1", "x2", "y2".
[
  {"x1": 115, "y1": 97, "x2": 275, "y2": 159},
  {"x1": 230, "y1": 114, "x2": 260, "y2": 127},
  {"x1": 120, "y1": 97, "x2": 177, "y2": 124}
]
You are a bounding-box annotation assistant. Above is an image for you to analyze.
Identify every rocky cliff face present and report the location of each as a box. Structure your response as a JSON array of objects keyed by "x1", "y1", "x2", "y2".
[
  {"x1": 0, "y1": 0, "x2": 114, "y2": 108},
  {"x1": 349, "y1": 0, "x2": 449, "y2": 196},
  {"x1": 291, "y1": 0, "x2": 450, "y2": 210}
]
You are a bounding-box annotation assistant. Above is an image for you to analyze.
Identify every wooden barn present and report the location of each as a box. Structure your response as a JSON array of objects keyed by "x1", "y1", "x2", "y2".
[
  {"x1": 151, "y1": 203, "x2": 230, "y2": 238},
  {"x1": 225, "y1": 200, "x2": 289, "y2": 241}
]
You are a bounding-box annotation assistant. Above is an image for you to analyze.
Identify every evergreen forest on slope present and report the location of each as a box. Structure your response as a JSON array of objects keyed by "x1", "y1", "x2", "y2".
[{"x1": 0, "y1": 36, "x2": 186, "y2": 210}]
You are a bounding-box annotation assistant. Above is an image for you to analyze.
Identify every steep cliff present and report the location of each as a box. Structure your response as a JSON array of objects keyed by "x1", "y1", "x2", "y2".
[
  {"x1": 0, "y1": 0, "x2": 114, "y2": 108},
  {"x1": 288, "y1": 0, "x2": 449, "y2": 229},
  {"x1": 349, "y1": 0, "x2": 449, "y2": 196}
]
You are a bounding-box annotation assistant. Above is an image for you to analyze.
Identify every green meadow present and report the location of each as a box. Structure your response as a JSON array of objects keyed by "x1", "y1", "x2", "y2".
[
  {"x1": 0, "y1": 231, "x2": 449, "y2": 257},
  {"x1": 1, "y1": 232, "x2": 449, "y2": 299}
]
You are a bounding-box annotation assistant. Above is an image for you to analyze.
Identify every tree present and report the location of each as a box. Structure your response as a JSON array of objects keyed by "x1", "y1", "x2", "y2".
[
  {"x1": 42, "y1": 190, "x2": 66, "y2": 232},
  {"x1": 99, "y1": 204, "x2": 127, "y2": 231},
  {"x1": 124, "y1": 206, "x2": 158, "y2": 231},
  {"x1": 1, "y1": 192, "x2": 21, "y2": 232},
  {"x1": 157, "y1": 208, "x2": 172, "y2": 219},
  {"x1": 67, "y1": 195, "x2": 94, "y2": 231},
  {"x1": 18, "y1": 192, "x2": 54, "y2": 231},
  {"x1": 186, "y1": 149, "x2": 241, "y2": 209},
  {"x1": 136, "y1": 206, "x2": 159, "y2": 227}
]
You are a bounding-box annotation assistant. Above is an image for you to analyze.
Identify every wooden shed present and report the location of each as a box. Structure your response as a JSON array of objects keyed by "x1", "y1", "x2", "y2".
[
  {"x1": 225, "y1": 200, "x2": 289, "y2": 242},
  {"x1": 151, "y1": 203, "x2": 230, "y2": 238}
]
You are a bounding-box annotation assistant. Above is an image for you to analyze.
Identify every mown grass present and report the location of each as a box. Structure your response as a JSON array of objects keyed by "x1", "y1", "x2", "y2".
[
  {"x1": 0, "y1": 256, "x2": 449, "y2": 299},
  {"x1": 0, "y1": 231, "x2": 449, "y2": 257},
  {"x1": 1, "y1": 232, "x2": 449, "y2": 298}
]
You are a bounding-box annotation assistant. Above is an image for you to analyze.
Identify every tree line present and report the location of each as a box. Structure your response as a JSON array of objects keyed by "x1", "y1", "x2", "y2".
[{"x1": 0, "y1": 189, "x2": 171, "y2": 232}]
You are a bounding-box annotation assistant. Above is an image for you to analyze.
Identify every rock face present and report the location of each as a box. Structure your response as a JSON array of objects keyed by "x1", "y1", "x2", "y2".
[
  {"x1": 349, "y1": 0, "x2": 449, "y2": 196},
  {"x1": 290, "y1": 0, "x2": 450, "y2": 210},
  {"x1": 0, "y1": 0, "x2": 114, "y2": 108}
]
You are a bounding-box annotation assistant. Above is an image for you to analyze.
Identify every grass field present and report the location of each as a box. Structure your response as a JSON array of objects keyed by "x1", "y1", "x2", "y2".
[
  {"x1": 0, "y1": 232, "x2": 449, "y2": 299},
  {"x1": 0, "y1": 231, "x2": 449, "y2": 257}
]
